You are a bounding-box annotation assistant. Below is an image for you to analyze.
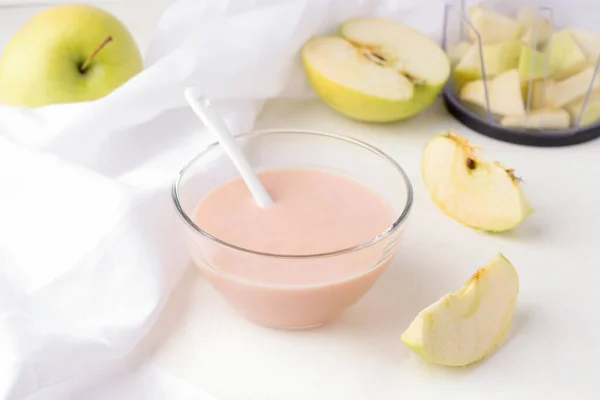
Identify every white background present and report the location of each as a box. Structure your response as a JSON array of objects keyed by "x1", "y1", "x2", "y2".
[{"x1": 1, "y1": 1, "x2": 599, "y2": 399}]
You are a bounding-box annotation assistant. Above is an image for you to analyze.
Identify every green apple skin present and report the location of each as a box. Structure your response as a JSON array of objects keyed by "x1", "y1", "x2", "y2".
[
  {"x1": 547, "y1": 30, "x2": 588, "y2": 81},
  {"x1": 518, "y1": 46, "x2": 553, "y2": 83},
  {"x1": 401, "y1": 253, "x2": 519, "y2": 367},
  {"x1": 301, "y1": 51, "x2": 446, "y2": 123},
  {"x1": 0, "y1": 4, "x2": 143, "y2": 108},
  {"x1": 401, "y1": 298, "x2": 513, "y2": 368}
]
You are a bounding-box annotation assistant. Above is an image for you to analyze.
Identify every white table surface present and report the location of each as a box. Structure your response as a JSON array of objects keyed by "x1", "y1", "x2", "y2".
[
  {"x1": 134, "y1": 98, "x2": 600, "y2": 399},
  {"x1": 2, "y1": 2, "x2": 600, "y2": 399}
]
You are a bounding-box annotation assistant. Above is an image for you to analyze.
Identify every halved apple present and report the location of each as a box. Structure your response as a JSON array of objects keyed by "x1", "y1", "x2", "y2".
[
  {"x1": 401, "y1": 253, "x2": 519, "y2": 367},
  {"x1": 460, "y1": 69, "x2": 525, "y2": 117},
  {"x1": 301, "y1": 18, "x2": 450, "y2": 122},
  {"x1": 546, "y1": 66, "x2": 600, "y2": 108},
  {"x1": 422, "y1": 131, "x2": 532, "y2": 232},
  {"x1": 501, "y1": 108, "x2": 570, "y2": 129},
  {"x1": 467, "y1": 5, "x2": 522, "y2": 45},
  {"x1": 454, "y1": 40, "x2": 521, "y2": 88}
]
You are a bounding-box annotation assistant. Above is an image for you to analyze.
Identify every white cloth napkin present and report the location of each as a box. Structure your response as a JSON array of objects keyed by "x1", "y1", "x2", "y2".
[{"x1": 0, "y1": 0, "x2": 448, "y2": 398}]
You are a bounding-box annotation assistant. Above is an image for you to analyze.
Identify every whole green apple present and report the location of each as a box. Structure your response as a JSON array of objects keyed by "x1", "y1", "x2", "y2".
[{"x1": 0, "y1": 4, "x2": 143, "y2": 108}]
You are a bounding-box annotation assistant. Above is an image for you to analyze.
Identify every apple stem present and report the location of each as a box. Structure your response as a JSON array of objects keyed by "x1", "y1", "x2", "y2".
[
  {"x1": 80, "y1": 35, "x2": 113, "y2": 73},
  {"x1": 466, "y1": 158, "x2": 476, "y2": 169}
]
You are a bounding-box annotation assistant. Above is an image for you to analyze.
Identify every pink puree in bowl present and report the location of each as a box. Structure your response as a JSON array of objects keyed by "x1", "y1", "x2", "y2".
[{"x1": 191, "y1": 169, "x2": 396, "y2": 329}]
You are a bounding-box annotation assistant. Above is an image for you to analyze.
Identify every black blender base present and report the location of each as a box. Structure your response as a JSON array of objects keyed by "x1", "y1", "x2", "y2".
[{"x1": 442, "y1": 91, "x2": 600, "y2": 147}]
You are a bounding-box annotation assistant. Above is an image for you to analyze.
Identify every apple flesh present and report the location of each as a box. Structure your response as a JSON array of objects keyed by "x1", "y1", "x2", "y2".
[
  {"x1": 421, "y1": 131, "x2": 533, "y2": 232},
  {"x1": 448, "y1": 41, "x2": 472, "y2": 66},
  {"x1": 301, "y1": 18, "x2": 450, "y2": 122},
  {"x1": 517, "y1": 7, "x2": 552, "y2": 47},
  {"x1": 518, "y1": 46, "x2": 552, "y2": 83},
  {"x1": 0, "y1": 4, "x2": 143, "y2": 108},
  {"x1": 453, "y1": 40, "x2": 521, "y2": 89},
  {"x1": 568, "y1": 27, "x2": 600, "y2": 64},
  {"x1": 501, "y1": 109, "x2": 570, "y2": 129},
  {"x1": 566, "y1": 92, "x2": 600, "y2": 127},
  {"x1": 547, "y1": 30, "x2": 588, "y2": 80},
  {"x1": 467, "y1": 5, "x2": 522, "y2": 45},
  {"x1": 546, "y1": 67, "x2": 600, "y2": 108},
  {"x1": 401, "y1": 253, "x2": 519, "y2": 367},
  {"x1": 460, "y1": 69, "x2": 525, "y2": 117},
  {"x1": 526, "y1": 78, "x2": 553, "y2": 109}
]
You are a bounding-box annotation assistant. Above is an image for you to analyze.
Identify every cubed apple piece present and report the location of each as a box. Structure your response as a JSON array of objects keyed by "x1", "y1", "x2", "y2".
[
  {"x1": 546, "y1": 67, "x2": 600, "y2": 108},
  {"x1": 501, "y1": 109, "x2": 570, "y2": 129},
  {"x1": 517, "y1": 7, "x2": 553, "y2": 47},
  {"x1": 525, "y1": 78, "x2": 553, "y2": 109},
  {"x1": 567, "y1": 27, "x2": 600, "y2": 64},
  {"x1": 566, "y1": 92, "x2": 600, "y2": 127},
  {"x1": 460, "y1": 69, "x2": 525, "y2": 117},
  {"x1": 518, "y1": 46, "x2": 552, "y2": 83},
  {"x1": 454, "y1": 41, "x2": 521, "y2": 89},
  {"x1": 467, "y1": 5, "x2": 522, "y2": 45},
  {"x1": 448, "y1": 41, "x2": 472, "y2": 66},
  {"x1": 547, "y1": 30, "x2": 588, "y2": 80}
]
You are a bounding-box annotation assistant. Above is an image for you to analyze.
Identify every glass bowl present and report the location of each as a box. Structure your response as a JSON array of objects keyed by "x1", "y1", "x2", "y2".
[{"x1": 172, "y1": 129, "x2": 413, "y2": 329}]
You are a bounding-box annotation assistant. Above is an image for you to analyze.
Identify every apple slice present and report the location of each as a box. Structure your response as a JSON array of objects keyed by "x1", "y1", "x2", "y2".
[
  {"x1": 454, "y1": 41, "x2": 521, "y2": 88},
  {"x1": 501, "y1": 109, "x2": 570, "y2": 129},
  {"x1": 517, "y1": 7, "x2": 552, "y2": 47},
  {"x1": 422, "y1": 131, "x2": 532, "y2": 232},
  {"x1": 547, "y1": 30, "x2": 588, "y2": 80},
  {"x1": 460, "y1": 69, "x2": 525, "y2": 117},
  {"x1": 546, "y1": 67, "x2": 600, "y2": 108},
  {"x1": 566, "y1": 91, "x2": 600, "y2": 126},
  {"x1": 568, "y1": 27, "x2": 600, "y2": 64},
  {"x1": 518, "y1": 46, "x2": 552, "y2": 83},
  {"x1": 301, "y1": 18, "x2": 450, "y2": 122},
  {"x1": 401, "y1": 254, "x2": 519, "y2": 367},
  {"x1": 467, "y1": 6, "x2": 522, "y2": 45}
]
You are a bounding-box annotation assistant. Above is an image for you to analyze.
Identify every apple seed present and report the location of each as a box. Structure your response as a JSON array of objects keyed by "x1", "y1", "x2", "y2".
[{"x1": 361, "y1": 49, "x2": 386, "y2": 65}]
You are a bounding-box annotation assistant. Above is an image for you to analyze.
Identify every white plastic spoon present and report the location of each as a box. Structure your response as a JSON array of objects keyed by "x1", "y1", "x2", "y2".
[{"x1": 184, "y1": 87, "x2": 274, "y2": 208}]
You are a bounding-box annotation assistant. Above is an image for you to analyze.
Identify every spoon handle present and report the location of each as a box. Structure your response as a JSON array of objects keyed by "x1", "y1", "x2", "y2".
[{"x1": 185, "y1": 88, "x2": 274, "y2": 208}]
